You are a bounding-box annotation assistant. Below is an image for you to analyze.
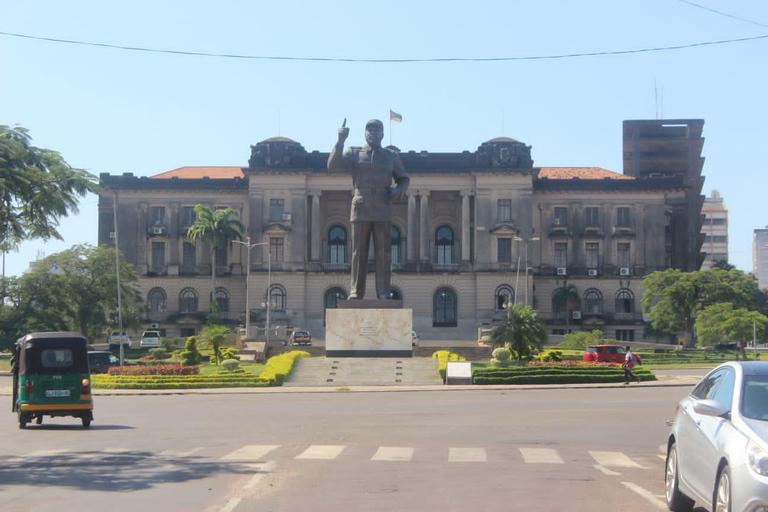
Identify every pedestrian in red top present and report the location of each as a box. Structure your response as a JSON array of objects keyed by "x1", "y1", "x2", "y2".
[{"x1": 623, "y1": 346, "x2": 641, "y2": 384}]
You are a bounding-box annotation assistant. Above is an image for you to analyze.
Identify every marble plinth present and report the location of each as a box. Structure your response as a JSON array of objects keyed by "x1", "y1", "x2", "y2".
[{"x1": 326, "y1": 308, "x2": 413, "y2": 357}]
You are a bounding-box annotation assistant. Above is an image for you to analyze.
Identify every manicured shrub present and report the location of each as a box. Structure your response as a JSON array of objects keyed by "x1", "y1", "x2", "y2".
[
  {"x1": 149, "y1": 348, "x2": 169, "y2": 360},
  {"x1": 472, "y1": 362, "x2": 656, "y2": 385},
  {"x1": 221, "y1": 358, "x2": 240, "y2": 371},
  {"x1": 258, "y1": 350, "x2": 310, "y2": 385},
  {"x1": 180, "y1": 336, "x2": 202, "y2": 366},
  {"x1": 220, "y1": 347, "x2": 239, "y2": 361},
  {"x1": 536, "y1": 350, "x2": 563, "y2": 363},
  {"x1": 433, "y1": 350, "x2": 466, "y2": 380}
]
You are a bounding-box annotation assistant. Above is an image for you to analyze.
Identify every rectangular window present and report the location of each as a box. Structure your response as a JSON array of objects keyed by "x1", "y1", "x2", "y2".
[
  {"x1": 498, "y1": 238, "x2": 512, "y2": 263},
  {"x1": 585, "y1": 207, "x2": 599, "y2": 226},
  {"x1": 554, "y1": 207, "x2": 568, "y2": 227},
  {"x1": 712, "y1": 218, "x2": 727, "y2": 226},
  {"x1": 554, "y1": 243, "x2": 568, "y2": 268},
  {"x1": 497, "y1": 199, "x2": 512, "y2": 221},
  {"x1": 182, "y1": 206, "x2": 196, "y2": 226},
  {"x1": 269, "y1": 199, "x2": 285, "y2": 221},
  {"x1": 586, "y1": 243, "x2": 599, "y2": 268},
  {"x1": 617, "y1": 242, "x2": 631, "y2": 268},
  {"x1": 270, "y1": 237, "x2": 284, "y2": 263},
  {"x1": 151, "y1": 242, "x2": 165, "y2": 271},
  {"x1": 182, "y1": 242, "x2": 196, "y2": 271},
  {"x1": 617, "y1": 207, "x2": 631, "y2": 227},
  {"x1": 215, "y1": 246, "x2": 228, "y2": 268},
  {"x1": 616, "y1": 330, "x2": 635, "y2": 341},
  {"x1": 151, "y1": 206, "x2": 166, "y2": 226}
]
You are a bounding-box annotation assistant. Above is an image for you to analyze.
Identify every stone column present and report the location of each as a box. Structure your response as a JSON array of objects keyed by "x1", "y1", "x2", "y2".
[
  {"x1": 137, "y1": 202, "x2": 148, "y2": 274},
  {"x1": 419, "y1": 191, "x2": 430, "y2": 263},
  {"x1": 461, "y1": 190, "x2": 473, "y2": 262},
  {"x1": 311, "y1": 191, "x2": 321, "y2": 262},
  {"x1": 406, "y1": 190, "x2": 417, "y2": 262}
]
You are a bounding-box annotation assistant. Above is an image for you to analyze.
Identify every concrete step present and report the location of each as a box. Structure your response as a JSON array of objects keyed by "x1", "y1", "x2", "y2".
[{"x1": 284, "y1": 357, "x2": 443, "y2": 387}]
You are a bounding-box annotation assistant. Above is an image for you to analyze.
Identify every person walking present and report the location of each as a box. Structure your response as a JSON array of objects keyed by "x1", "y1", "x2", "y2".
[{"x1": 623, "y1": 346, "x2": 641, "y2": 384}]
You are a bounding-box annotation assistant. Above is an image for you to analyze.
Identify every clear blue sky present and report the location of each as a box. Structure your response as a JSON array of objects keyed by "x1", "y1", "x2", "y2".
[{"x1": 2, "y1": 0, "x2": 767, "y2": 277}]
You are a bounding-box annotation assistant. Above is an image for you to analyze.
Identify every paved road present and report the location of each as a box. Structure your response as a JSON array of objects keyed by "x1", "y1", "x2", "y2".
[{"x1": 0, "y1": 384, "x2": 714, "y2": 512}]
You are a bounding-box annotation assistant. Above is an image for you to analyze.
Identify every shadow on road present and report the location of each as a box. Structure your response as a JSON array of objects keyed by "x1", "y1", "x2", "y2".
[
  {"x1": 19, "y1": 424, "x2": 135, "y2": 431},
  {"x1": 0, "y1": 450, "x2": 256, "y2": 492}
]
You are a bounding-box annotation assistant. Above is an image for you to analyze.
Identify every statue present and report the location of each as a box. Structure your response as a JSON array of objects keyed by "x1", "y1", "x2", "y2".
[{"x1": 328, "y1": 119, "x2": 410, "y2": 299}]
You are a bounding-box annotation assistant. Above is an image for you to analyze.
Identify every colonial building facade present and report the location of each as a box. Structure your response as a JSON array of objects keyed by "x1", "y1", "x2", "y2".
[{"x1": 98, "y1": 119, "x2": 706, "y2": 342}]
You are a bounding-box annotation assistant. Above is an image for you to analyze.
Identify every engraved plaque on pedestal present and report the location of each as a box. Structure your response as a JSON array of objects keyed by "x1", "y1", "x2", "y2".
[{"x1": 325, "y1": 307, "x2": 412, "y2": 357}]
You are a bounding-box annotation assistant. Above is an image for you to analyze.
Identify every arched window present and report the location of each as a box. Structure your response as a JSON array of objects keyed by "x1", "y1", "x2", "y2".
[
  {"x1": 552, "y1": 288, "x2": 566, "y2": 314},
  {"x1": 390, "y1": 288, "x2": 402, "y2": 301},
  {"x1": 148, "y1": 288, "x2": 167, "y2": 313},
  {"x1": 328, "y1": 225, "x2": 347, "y2": 264},
  {"x1": 324, "y1": 287, "x2": 347, "y2": 310},
  {"x1": 616, "y1": 289, "x2": 635, "y2": 313},
  {"x1": 391, "y1": 225, "x2": 402, "y2": 264},
  {"x1": 268, "y1": 285, "x2": 286, "y2": 311},
  {"x1": 435, "y1": 225, "x2": 455, "y2": 264},
  {"x1": 434, "y1": 287, "x2": 457, "y2": 327},
  {"x1": 179, "y1": 288, "x2": 198, "y2": 313},
  {"x1": 214, "y1": 288, "x2": 229, "y2": 313},
  {"x1": 495, "y1": 285, "x2": 514, "y2": 311},
  {"x1": 584, "y1": 289, "x2": 602, "y2": 314}
]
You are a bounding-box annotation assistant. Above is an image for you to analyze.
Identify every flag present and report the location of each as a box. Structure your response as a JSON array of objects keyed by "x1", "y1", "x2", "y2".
[{"x1": 390, "y1": 110, "x2": 403, "y2": 123}]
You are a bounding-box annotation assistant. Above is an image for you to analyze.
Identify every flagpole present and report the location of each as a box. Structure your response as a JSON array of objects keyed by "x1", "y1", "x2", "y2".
[{"x1": 389, "y1": 117, "x2": 392, "y2": 146}]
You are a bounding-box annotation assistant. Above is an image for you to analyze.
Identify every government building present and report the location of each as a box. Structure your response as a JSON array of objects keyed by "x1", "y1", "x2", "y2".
[{"x1": 98, "y1": 119, "x2": 706, "y2": 343}]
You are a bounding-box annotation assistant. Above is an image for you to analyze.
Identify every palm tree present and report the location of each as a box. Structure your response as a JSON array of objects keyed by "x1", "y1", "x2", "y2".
[
  {"x1": 490, "y1": 305, "x2": 548, "y2": 357},
  {"x1": 553, "y1": 283, "x2": 581, "y2": 334},
  {"x1": 186, "y1": 205, "x2": 244, "y2": 312}
]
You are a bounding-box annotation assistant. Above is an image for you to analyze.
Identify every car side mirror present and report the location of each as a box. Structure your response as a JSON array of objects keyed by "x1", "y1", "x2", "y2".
[{"x1": 693, "y1": 399, "x2": 730, "y2": 419}]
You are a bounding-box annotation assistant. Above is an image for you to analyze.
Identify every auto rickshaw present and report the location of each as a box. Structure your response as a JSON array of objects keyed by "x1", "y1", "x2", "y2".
[{"x1": 11, "y1": 332, "x2": 94, "y2": 429}]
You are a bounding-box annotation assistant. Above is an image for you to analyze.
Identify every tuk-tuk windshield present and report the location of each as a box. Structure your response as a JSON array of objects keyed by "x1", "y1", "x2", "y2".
[{"x1": 41, "y1": 349, "x2": 75, "y2": 368}]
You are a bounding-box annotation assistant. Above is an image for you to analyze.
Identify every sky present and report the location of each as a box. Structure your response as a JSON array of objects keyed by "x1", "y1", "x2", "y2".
[{"x1": 2, "y1": 0, "x2": 767, "y2": 277}]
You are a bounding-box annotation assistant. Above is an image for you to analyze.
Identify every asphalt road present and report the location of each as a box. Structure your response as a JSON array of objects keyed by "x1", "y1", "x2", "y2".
[{"x1": 0, "y1": 384, "x2": 717, "y2": 512}]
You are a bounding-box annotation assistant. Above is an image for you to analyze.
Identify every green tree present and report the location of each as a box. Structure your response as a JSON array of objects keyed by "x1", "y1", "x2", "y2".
[
  {"x1": 642, "y1": 268, "x2": 758, "y2": 348},
  {"x1": 563, "y1": 329, "x2": 603, "y2": 350},
  {"x1": 14, "y1": 245, "x2": 141, "y2": 340},
  {"x1": 186, "y1": 204, "x2": 244, "y2": 311},
  {"x1": 695, "y1": 302, "x2": 768, "y2": 359},
  {"x1": 199, "y1": 324, "x2": 231, "y2": 365},
  {"x1": 553, "y1": 283, "x2": 581, "y2": 334},
  {"x1": 180, "y1": 336, "x2": 202, "y2": 366},
  {"x1": 0, "y1": 125, "x2": 98, "y2": 247},
  {"x1": 490, "y1": 305, "x2": 548, "y2": 357}
]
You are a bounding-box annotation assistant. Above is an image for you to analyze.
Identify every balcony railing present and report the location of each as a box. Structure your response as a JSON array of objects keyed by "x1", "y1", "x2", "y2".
[
  {"x1": 179, "y1": 265, "x2": 197, "y2": 276},
  {"x1": 321, "y1": 263, "x2": 350, "y2": 272}
]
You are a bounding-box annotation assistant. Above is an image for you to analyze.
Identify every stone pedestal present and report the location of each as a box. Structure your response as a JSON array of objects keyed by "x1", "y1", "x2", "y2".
[{"x1": 326, "y1": 300, "x2": 412, "y2": 357}]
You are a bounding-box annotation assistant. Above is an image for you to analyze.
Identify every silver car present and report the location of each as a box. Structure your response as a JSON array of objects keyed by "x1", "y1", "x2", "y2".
[{"x1": 665, "y1": 362, "x2": 768, "y2": 512}]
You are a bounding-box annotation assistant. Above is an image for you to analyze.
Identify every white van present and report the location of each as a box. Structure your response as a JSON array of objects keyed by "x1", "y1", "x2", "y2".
[
  {"x1": 108, "y1": 331, "x2": 132, "y2": 349},
  {"x1": 140, "y1": 330, "x2": 161, "y2": 348}
]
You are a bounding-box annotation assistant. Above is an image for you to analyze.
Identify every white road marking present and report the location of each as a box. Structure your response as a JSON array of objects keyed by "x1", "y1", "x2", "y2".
[
  {"x1": 27, "y1": 449, "x2": 70, "y2": 457},
  {"x1": 594, "y1": 464, "x2": 621, "y2": 476},
  {"x1": 295, "y1": 445, "x2": 346, "y2": 460},
  {"x1": 220, "y1": 497, "x2": 241, "y2": 512},
  {"x1": 621, "y1": 481, "x2": 667, "y2": 510},
  {"x1": 221, "y1": 445, "x2": 280, "y2": 461},
  {"x1": 519, "y1": 448, "x2": 564, "y2": 464},
  {"x1": 449, "y1": 448, "x2": 487, "y2": 462},
  {"x1": 371, "y1": 447, "x2": 414, "y2": 462},
  {"x1": 589, "y1": 451, "x2": 648, "y2": 469},
  {"x1": 159, "y1": 447, "x2": 203, "y2": 458},
  {"x1": 244, "y1": 461, "x2": 276, "y2": 489}
]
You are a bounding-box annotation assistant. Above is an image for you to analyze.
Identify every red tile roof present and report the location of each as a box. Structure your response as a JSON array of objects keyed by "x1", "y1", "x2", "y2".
[
  {"x1": 538, "y1": 167, "x2": 632, "y2": 180},
  {"x1": 152, "y1": 167, "x2": 245, "y2": 179}
]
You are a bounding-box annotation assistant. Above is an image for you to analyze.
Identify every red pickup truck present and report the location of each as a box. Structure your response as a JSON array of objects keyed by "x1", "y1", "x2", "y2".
[{"x1": 289, "y1": 330, "x2": 312, "y2": 346}]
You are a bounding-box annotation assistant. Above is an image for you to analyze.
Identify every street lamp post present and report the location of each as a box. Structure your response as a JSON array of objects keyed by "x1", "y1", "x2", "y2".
[
  {"x1": 515, "y1": 236, "x2": 540, "y2": 307},
  {"x1": 233, "y1": 238, "x2": 270, "y2": 342}
]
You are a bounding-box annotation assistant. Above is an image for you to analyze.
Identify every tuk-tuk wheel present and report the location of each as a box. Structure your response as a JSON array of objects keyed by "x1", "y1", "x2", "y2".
[
  {"x1": 35, "y1": 415, "x2": 43, "y2": 425},
  {"x1": 82, "y1": 417, "x2": 91, "y2": 428},
  {"x1": 18, "y1": 411, "x2": 27, "y2": 429}
]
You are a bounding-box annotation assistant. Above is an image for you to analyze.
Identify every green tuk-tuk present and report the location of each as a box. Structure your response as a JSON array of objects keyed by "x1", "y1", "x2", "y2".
[{"x1": 11, "y1": 332, "x2": 94, "y2": 429}]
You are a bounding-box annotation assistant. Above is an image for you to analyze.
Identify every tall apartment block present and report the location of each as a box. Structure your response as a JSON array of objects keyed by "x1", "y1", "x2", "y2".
[
  {"x1": 755, "y1": 227, "x2": 768, "y2": 291},
  {"x1": 700, "y1": 191, "x2": 728, "y2": 269}
]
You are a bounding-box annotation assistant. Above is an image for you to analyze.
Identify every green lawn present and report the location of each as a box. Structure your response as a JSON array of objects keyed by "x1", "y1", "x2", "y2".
[{"x1": 199, "y1": 362, "x2": 265, "y2": 376}]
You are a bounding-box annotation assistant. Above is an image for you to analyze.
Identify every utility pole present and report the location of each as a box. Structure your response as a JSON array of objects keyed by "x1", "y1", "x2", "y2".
[{"x1": 113, "y1": 192, "x2": 124, "y2": 365}]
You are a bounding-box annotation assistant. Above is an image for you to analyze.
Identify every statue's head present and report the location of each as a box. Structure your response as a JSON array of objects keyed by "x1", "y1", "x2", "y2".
[{"x1": 365, "y1": 119, "x2": 384, "y2": 148}]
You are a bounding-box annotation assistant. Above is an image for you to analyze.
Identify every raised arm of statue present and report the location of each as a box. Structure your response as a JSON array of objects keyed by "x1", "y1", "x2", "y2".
[{"x1": 328, "y1": 119, "x2": 350, "y2": 171}]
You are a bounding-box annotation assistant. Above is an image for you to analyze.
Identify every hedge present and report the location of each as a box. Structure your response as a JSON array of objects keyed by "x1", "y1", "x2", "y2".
[
  {"x1": 92, "y1": 374, "x2": 270, "y2": 389},
  {"x1": 432, "y1": 350, "x2": 466, "y2": 381},
  {"x1": 473, "y1": 362, "x2": 656, "y2": 385},
  {"x1": 258, "y1": 350, "x2": 310, "y2": 386}
]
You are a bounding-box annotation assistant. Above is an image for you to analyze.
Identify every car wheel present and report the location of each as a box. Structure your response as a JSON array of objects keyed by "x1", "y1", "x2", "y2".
[
  {"x1": 714, "y1": 465, "x2": 731, "y2": 512},
  {"x1": 666, "y1": 442, "x2": 694, "y2": 512}
]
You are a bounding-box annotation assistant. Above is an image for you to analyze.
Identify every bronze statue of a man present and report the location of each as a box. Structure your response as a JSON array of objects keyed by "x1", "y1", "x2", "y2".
[{"x1": 328, "y1": 119, "x2": 410, "y2": 299}]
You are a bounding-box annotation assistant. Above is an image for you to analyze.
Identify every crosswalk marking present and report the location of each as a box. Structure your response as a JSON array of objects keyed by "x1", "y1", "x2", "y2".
[
  {"x1": 295, "y1": 445, "x2": 346, "y2": 460},
  {"x1": 221, "y1": 445, "x2": 280, "y2": 461},
  {"x1": 449, "y1": 448, "x2": 486, "y2": 462},
  {"x1": 371, "y1": 447, "x2": 414, "y2": 462},
  {"x1": 589, "y1": 451, "x2": 647, "y2": 469},
  {"x1": 159, "y1": 447, "x2": 203, "y2": 458},
  {"x1": 519, "y1": 448, "x2": 564, "y2": 464}
]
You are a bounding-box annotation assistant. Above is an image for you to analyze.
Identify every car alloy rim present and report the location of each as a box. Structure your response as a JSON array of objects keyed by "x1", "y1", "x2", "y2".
[
  {"x1": 715, "y1": 470, "x2": 730, "y2": 512},
  {"x1": 665, "y1": 448, "x2": 677, "y2": 502}
]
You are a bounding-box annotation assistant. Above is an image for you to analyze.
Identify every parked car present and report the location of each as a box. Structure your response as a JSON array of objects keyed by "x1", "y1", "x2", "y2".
[
  {"x1": 140, "y1": 330, "x2": 161, "y2": 348},
  {"x1": 583, "y1": 345, "x2": 641, "y2": 365},
  {"x1": 108, "y1": 331, "x2": 132, "y2": 349},
  {"x1": 88, "y1": 351, "x2": 138, "y2": 374},
  {"x1": 665, "y1": 361, "x2": 768, "y2": 512},
  {"x1": 289, "y1": 330, "x2": 312, "y2": 346},
  {"x1": 411, "y1": 331, "x2": 419, "y2": 347}
]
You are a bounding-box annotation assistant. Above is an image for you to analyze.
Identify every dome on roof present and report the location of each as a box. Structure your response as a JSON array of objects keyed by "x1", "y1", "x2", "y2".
[
  {"x1": 261, "y1": 136, "x2": 297, "y2": 143},
  {"x1": 486, "y1": 136, "x2": 522, "y2": 144}
]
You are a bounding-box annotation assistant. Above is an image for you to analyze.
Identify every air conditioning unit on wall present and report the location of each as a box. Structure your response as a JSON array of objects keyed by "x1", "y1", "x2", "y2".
[
  {"x1": 150, "y1": 323, "x2": 159, "y2": 329},
  {"x1": 282, "y1": 213, "x2": 292, "y2": 221},
  {"x1": 620, "y1": 267, "x2": 631, "y2": 276},
  {"x1": 556, "y1": 267, "x2": 567, "y2": 276},
  {"x1": 152, "y1": 227, "x2": 165, "y2": 235},
  {"x1": 572, "y1": 311, "x2": 582, "y2": 319},
  {"x1": 588, "y1": 269, "x2": 598, "y2": 276}
]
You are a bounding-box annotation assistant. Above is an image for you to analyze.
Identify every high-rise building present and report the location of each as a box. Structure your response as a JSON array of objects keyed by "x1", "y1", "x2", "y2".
[
  {"x1": 754, "y1": 227, "x2": 768, "y2": 291},
  {"x1": 700, "y1": 191, "x2": 728, "y2": 269}
]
